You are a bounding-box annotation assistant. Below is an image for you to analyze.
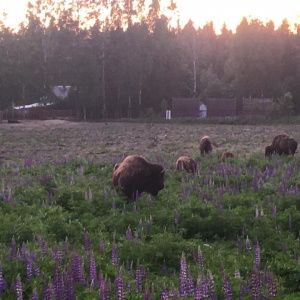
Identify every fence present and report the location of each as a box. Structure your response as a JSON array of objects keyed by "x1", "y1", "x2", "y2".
[{"x1": 11, "y1": 108, "x2": 81, "y2": 120}]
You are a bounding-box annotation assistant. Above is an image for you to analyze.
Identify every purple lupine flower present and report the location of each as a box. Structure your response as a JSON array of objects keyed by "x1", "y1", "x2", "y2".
[
  {"x1": 111, "y1": 240, "x2": 118, "y2": 267},
  {"x1": 127, "y1": 282, "x2": 132, "y2": 294},
  {"x1": 15, "y1": 274, "x2": 23, "y2": 300},
  {"x1": 237, "y1": 236, "x2": 243, "y2": 250},
  {"x1": 99, "y1": 239, "x2": 105, "y2": 253},
  {"x1": 197, "y1": 245, "x2": 204, "y2": 268},
  {"x1": 174, "y1": 209, "x2": 179, "y2": 225},
  {"x1": 84, "y1": 230, "x2": 91, "y2": 251},
  {"x1": 0, "y1": 266, "x2": 7, "y2": 296},
  {"x1": 255, "y1": 242, "x2": 261, "y2": 269},
  {"x1": 135, "y1": 264, "x2": 143, "y2": 293},
  {"x1": 186, "y1": 269, "x2": 194, "y2": 296},
  {"x1": 99, "y1": 274, "x2": 111, "y2": 300},
  {"x1": 42, "y1": 280, "x2": 52, "y2": 300},
  {"x1": 126, "y1": 226, "x2": 133, "y2": 240},
  {"x1": 77, "y1": 255, "x2": 86, "y2": 285},
  {"x1": 195, "y1": 272, "x2": 209, "y2": 299},
  {"x1": 222, "y1": 274, "x2": 233, "y2": 300},
  {"x1": 30, "y1": 285, "x2": 38, "y2": 300},
  {"x1": 179, "y1": 252, "x2": 188, "y2": 297},
  {"x1": 144, "y1": 282, "x2": 150, "y2": 300},
  {"x1": 267, "y1": 271, "x2": 277, "y2": 297},
  {"x1": 194, "y1": 278, "x2": 202, "y2": 300},
  {"x1": 207, "y1": 271, "x2": 217, "y2": 300},
  {"x1": 71, "y1": 252, "x2": 85, "y2": 284},
  {"x1": 9, "y1": 236, "x2": 17, "y2": 261},
  {"x1": 65, "y1": 268, "x2": 75, "y2": 300},
  {"x1": 53, "y1": 264, "x2": 64, "y2": 299},
  {"x1": 25, "y1": 255, "x2": 33, "y2": 282},
  {"x1": 116, "y1": 269, "x2": 125, "y2": 300},
  {"x1": 251, "y1": 266, "x2": 261, "y2": 300},
  {"x1": 90, "y1": 251, "x2": 97, "y2": 288},
  {"x1": 134, "y1": 232, "x2": 139, "y2": 244},
  {"x1": 21, "y1": 242, "x2": 28, "y2": 259},
  {"x1": 234, "y1": 269, "x2": 241, "y2": 279},
  {"x1": 55, "y1": 248, "x2": 63, "y2": 264},
  {"x1": 161, "y1": 282, "x2": 169, "y2": 299},
  {"x1": 239, "y1": 281, "x2": 250, "y2": 299},
  {"x1": 33, "y1": 263, "x2": 40, "y2": 277},
  {"x1": 246, "y1": 236, "x2": 252, "y2": 251}
]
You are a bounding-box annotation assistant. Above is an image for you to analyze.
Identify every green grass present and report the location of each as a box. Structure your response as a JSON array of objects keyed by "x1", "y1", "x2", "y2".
[{"x1": 0, "y1": 152, "x2": 300, "y2": 298}]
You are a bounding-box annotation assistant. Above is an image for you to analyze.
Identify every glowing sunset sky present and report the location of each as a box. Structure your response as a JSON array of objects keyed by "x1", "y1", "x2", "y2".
[{"x1": 0, "y1": 0, "x2": 299, "y2": 33}]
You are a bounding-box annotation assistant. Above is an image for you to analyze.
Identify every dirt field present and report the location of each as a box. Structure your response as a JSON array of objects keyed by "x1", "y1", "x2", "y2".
[{"x1": 1, "y1": 119, "x2": 300, "y2": 164}]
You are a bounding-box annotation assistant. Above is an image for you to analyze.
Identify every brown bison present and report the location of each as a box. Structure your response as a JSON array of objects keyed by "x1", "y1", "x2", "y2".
[
  {"x1": 265, "y1": 134, "x2": 297, "y2": 156},
  {"x1": 276, "y1": 136, "x2": 298, "y2": 155},
  {"x1": 112, "y1": 155, "x2": 165, "y2": 200},
  {"x1": 264, "y1": 145, "x2": 274, "y2": 157},
  {"x1": 199, "y1": 136, "x2": 212, "y2": 154},
  {"x1": 176, "y1": 156, "x2": 197, "y2": 174},
  {"x1": 221, "y1": 151, "x2": 234, "y2": 161}
]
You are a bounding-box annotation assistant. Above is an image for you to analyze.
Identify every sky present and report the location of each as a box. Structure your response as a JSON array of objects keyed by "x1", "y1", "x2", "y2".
[{"x1": 0, "y1": 0, "x2": 300, "y2": 33}]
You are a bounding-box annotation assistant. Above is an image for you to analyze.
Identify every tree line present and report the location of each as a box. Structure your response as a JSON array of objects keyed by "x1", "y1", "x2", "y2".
[{"x1": 0, "y1": 0, "x2": 300, "y2": 118}]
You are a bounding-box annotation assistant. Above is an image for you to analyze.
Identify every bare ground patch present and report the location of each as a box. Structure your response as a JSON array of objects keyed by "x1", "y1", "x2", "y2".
[{"x1": 0, "y1": 120, "x2": 299, "y2": 164}]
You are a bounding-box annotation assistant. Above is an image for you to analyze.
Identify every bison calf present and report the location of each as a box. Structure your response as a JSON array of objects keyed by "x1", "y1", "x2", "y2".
[
  {"x1": 112, "y1": 155, "x2": 165, "y2": 200},
  {"x1": 221, "y1": 151, "x2": 234, "y2": 161},
  {"x1": 199, "y1": 136, "x2": 212, "y2": 154},
  {"x1": 176, "y1": 156, "x2": 197, "y2": 174}
]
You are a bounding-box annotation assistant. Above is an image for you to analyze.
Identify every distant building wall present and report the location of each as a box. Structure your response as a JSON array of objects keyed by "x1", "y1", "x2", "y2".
[
  {"x1": 242, "y1": 98, "x2": 273, "y2": 117},
  {"x1": 207, "y1": 98, "x2": 237, "y2": 118},
  {"x1": 171, "y1": 98, "x2": 200, "y2": 118}
]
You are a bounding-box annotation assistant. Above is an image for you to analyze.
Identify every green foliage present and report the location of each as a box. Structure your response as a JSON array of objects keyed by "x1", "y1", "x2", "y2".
[
  {"x1": 271, "y1": 92, "x2": 295, "y2": 117},
  {"x1": 1, "y1": 152, "x2": 300, "y2": 297}
]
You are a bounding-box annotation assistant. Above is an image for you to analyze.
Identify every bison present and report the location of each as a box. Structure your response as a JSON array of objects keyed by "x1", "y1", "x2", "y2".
[
  {"x1": 221, "y1": 151, "x2": 234, "y2": 161},
  {"x1": 199, "y1": 136, "x2": 212, "y2": 154},
  {"x1": 265, "y1": 134, "x2": 297, "y2": 156},
  {"x1": 112, "y1": 155, "x2": 165, "y2": 200},
  {"x1": 176, "y1": 156, "x2": 197, "y2": 174},
  {"x1": 264, "y1": 145, "x2": 274, "y2": 157},
  {"x1": 276, "y1": 136, "x2": 298, "y2": 155}
]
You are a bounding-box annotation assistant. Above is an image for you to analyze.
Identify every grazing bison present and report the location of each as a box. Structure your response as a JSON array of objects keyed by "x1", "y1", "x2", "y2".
[
  {"x1": 199, "y1": 136, "x2": 213, "y2": 154},
  {"x1": 176, "y1": 156, "x2": 197, "y2": 174},
  {"x1": 277, "y1": 136, "x2": 298, "y2": 155},
  {"x1": 112, "y1": 155, "x2": 165, "y2": 200},
  {"x1": 265, "y1": 134, "x2": 297, "y2": 156},
  {"x1": 264, "y1": 145, "x2": 274, "y2": 157},
  {"x1": 221, "y1": 151, "x2": 234, "y2": 161}
]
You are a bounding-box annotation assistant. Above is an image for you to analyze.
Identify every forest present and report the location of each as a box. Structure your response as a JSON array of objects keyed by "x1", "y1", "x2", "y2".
[{"x1": 0, "y1": 0, "x2": 300, "y2": 118}]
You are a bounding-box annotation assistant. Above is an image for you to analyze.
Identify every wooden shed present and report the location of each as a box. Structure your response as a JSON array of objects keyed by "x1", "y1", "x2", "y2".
[
  {"x1": 206, "y1": 98, "x2": 237, "y2": 118},
  {"x1": 170, "y1": 98, "x2": 202, "y2": 118},
  {"x1": 242, "y1": 98, "x2": 273, "y2": 117}
]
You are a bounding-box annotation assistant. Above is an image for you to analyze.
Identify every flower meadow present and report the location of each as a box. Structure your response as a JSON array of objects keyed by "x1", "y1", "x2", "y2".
[{"x1": 1, "y1": 152, "x2": 300, "y2": 299}]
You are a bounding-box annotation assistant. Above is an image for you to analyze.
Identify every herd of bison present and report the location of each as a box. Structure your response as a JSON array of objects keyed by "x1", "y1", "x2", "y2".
[{"x1": 112, "y1": 133, "x2": 298, "y2": 200}]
